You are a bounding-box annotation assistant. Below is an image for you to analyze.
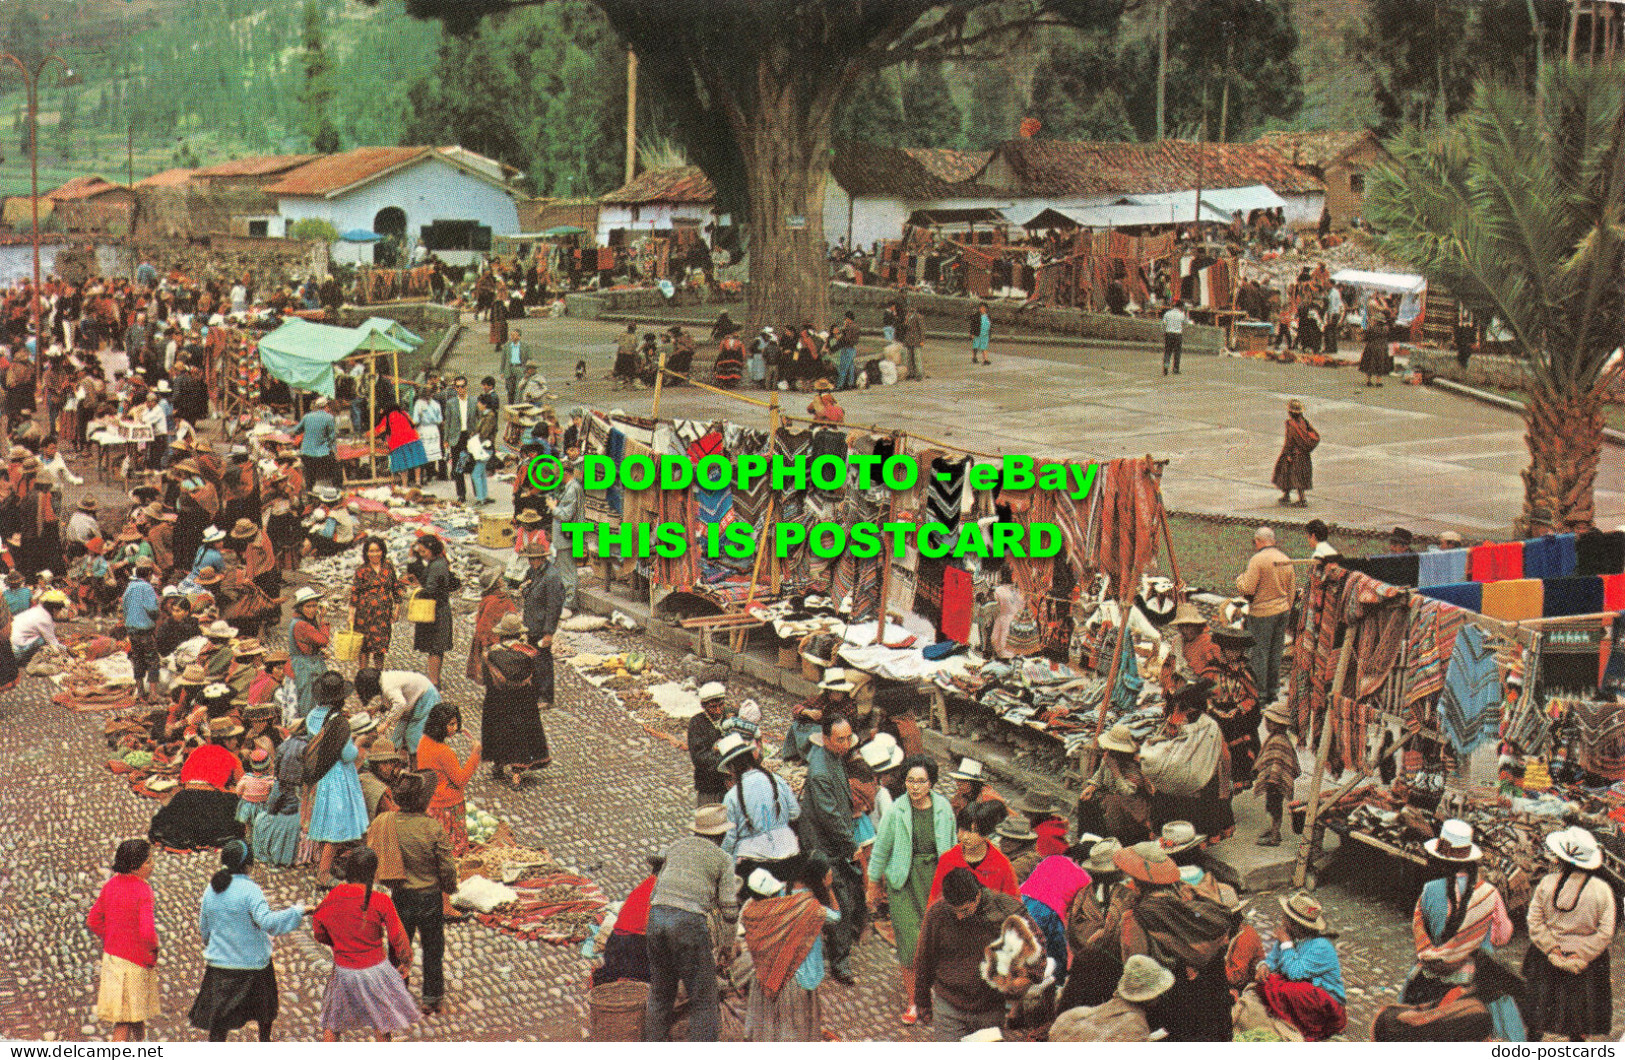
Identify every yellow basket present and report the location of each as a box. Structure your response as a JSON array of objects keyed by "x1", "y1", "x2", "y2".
[
  {"x1": 407, "y1": 591, "x2": 437, "y2": 624},
  {"x1": 478, "y1": 513, "x2": 517, "y2": 549},
  {"x1": 333, "y1": 629, "x2": 364, "y2": 662}
]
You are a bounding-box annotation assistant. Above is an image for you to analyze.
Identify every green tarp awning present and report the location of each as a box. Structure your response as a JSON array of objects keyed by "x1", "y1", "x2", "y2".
[{"x1": 257, "y1": 319, "x2": 414, "y2": 398}]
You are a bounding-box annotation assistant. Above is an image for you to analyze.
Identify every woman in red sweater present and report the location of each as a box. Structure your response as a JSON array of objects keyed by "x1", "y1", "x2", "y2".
[
  {"x1": 86, "y1": 839, "x2": 160, "y2": 1041},
  {"x1": 372, "y1": 403, "x2": 427, "y2": 488},
  {"x1": 312, "y1": 847, "x2": 420, "y2": 1041},
  {"x1": 927, "y1": 800, "x2": 1019, "y2": 905}
]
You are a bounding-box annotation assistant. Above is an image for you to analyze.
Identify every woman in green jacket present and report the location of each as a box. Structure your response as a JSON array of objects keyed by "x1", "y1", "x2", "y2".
[{"x1": 865, "y1": 753, "x2": 956, "y2": 1026}]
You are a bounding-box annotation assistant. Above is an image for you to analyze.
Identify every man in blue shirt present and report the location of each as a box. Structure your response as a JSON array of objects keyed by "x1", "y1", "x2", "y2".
[
  {"x1": 122, "y1": 559, "x2": 161, "y2": 700},
  {"x1": 293, "y1": 397, "x2": 339, "y2": 488}
]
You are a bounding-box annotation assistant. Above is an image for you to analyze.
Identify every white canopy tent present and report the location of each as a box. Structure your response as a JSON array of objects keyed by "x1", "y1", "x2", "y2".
[{"x1": 1332, "y1": 268, "x2": 1428, "y2": 326}]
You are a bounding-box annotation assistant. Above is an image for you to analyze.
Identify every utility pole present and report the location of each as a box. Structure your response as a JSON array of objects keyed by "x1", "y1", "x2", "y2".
[
  {"x1": 1156, "y1": 0, "x2": 1168, "y2": 141},
  {"x1": 0, "y1": 52, "x2": 76, "y2": 354},
  {"x1": 1219, "y1": 21, "x2": 1234, "y2": 144},
  {"x1": 624, "y1": 49, "x2": 638, "y2": 185}
]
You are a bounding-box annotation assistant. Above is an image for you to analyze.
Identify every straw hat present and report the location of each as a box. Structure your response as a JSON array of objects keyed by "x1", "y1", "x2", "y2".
[
  {"x1": 1545, "y1": 825, "x2": 1603, "y2": 870},
  {"x1": 515, "y1": 509, "x2": 545, "y2": 525},
  {"x1": 1098, "y1": 723, "x2": 1138, "y2": 755},
  {"x1": 230, "y1": 518, "x2": 258, "y2": 540},
  {"x1": 817, "y1": 668, "x2": 854, "y2": 693},
  {"x1": 1286, "y1": 398, "x2": 1304, "y2": 414},
  {"x1": 292, "y1": 587, "x2": 323, "y2": 607},
  {"x1": 492, "y1": 613, "x2": 528, "y2": 640},
  {"x1": 349, "y1": 712, "x2": 379, "y2": 736},
  {"x1": 202, "y1": 526, "x2": 226, "y2": 544},
  {"x1": 76, "y1": 496, "x2": 97, "y2": 512},
  {"x1": 1279, "y1": 890, "x2": 1335, "y2": 935},
  {"x1": 1263, "y1": 702, "x2": 1293, "y2": 726},
  {"x1": 206, "y1": 717, "x2": 244, "y2": 740},
  {"x1": 1424, "y1": 818, "x2": 1483, "y2": 862},
  {"x1": 1116, "y1": 954, "x2": 1176, "y2": 1003},
  {"x1": 1015, "y1": 793, "x2": 1059, "y2": 817},
  {"x1": 367, "y1": 739, "x2": 406, "y2": 765},
  {"x1": 715, "y1": 732, "x2": 753, "y2": 768},
  {"x1": 949, "y1": 757, "x2": 985, "y2": 782},
  {"x1": 1113, "y1": 841, "x2": 1181, "y2": 885},
  {"x1": 522, "y1": 540, "x2": 551, "y2": 559},
  {"x1": 241, "y1": 704, "x2": 277, "y2": 723},
  {"x1": 232, "y1": 638, "x2": 264, "y2": 657},
  {"x1": 1083, "y1": 838, "x2": 1124, "y2": 875},
  {"x1": 194, "y1": 567, "x2": 222, "y2": 587},
  {"x1": 202, "y1": 620, "x2": 237, "y2": 639},
  {"x1": 813, "y1": 378, "x2": 834, "y2": 392},
  {"x1": 859, "y1": 732, "x2": 904, "y2": 773},
  {"x1": 263, "y1": 650, "x2": 290, "y2": 666},
  {"x1": 174, "y1": 664, "x2": 208, "y2": 687},
  {"x1": 691, "y1": 804, "x2": 731, "y2": 836},
  {"x1": 996, "y1": 816, "x2": 1037, "y2": 844},
  {"x1": 1158, "y1": 821, "x2": 1205, "y2": 855}
]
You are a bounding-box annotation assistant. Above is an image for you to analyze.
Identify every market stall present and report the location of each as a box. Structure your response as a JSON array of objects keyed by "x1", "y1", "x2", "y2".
[{"x1": 1287, "y1": 537, "x2": 1625, "y2": 906}]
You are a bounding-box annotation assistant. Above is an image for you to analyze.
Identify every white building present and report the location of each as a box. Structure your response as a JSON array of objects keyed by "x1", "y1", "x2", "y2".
[
  {"x1": 595, "y1": 166, "x2": 720, "y2": 247},
  {"x1": 267, "y1": 146, "x2": 524, "y2": 266}
]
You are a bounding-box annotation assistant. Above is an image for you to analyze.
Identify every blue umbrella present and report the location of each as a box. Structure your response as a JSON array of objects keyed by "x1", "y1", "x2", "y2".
[{"x1": 340, "y1": 229, "x2": 385, "y2": 243}]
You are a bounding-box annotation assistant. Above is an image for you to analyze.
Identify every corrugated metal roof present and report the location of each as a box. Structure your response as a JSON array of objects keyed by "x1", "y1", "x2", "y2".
[
  {"x1": 599, "y1": 166, "x2": 716, "y2": 206},
  {"x1": 134, "y1": 168, "x2": 196, "y2": 188},
  {"x1": 47, "y1": 175, "x2": 126, "y2": 201},
  {"x1": 1254, "y1": 130, "x2": 1385, "y2": 171},
  {"x1": 264, "y1": 147, "x2": 434, "y2": 197},
  {"x1": 979, "y1": 139, "x2": 1325, "y2": 197},
  {"x1": 192, "y1": 154, "x2": 318, "y2": 178}
]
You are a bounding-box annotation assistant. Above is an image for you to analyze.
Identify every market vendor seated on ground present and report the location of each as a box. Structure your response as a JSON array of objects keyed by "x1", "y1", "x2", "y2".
[
  {"x1": 149, "y1": 717, "x2": 248, "y2": 853},
  {"x1": 781, "y1": 667, "x2": 854, "y2": 762},
  {"x1": 11, "y1": 589, "x2": 68, "y2": 665},
  {"x1": 1255, "y1": 891, "x2": 1347, "y2": 1042},
  {"x1": 304, "y1": 487, "x2": 358, "y2": 558}
]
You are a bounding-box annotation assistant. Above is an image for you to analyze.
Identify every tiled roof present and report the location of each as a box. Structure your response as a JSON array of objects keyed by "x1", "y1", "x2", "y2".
[
  {"x1": 134, "y1": 168, "x2": 196, "y2": 188},
  {"x1": 904, "y1": 148, "x2": 992, "y2": 184},
  {"x1": 832, "y1": 141, "x2": 999, "y2": 200},
  {"x1": 192, "y1": 154, "x2": 318, "y2": 178},
  {"x1": 979, "y1": 139, "x2": 1325, "y2": 197},
  {"x1": 47, "y1": 175, "x2": 126, "y2": 201},
  {"x1": 1254, "y1": 130, "x2": 1385, "y2": 171},
  {"x1": 264, "y1": 147, "x2": 435, "y2": 197},
  {"x1": 599, "y1": 166, "x2": 716, "y2": 205}
]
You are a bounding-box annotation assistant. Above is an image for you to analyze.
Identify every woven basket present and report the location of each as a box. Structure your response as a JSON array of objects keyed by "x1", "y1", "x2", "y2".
[{"x1": 588, "y1": 980, "x2": 649, "y2": 1041}]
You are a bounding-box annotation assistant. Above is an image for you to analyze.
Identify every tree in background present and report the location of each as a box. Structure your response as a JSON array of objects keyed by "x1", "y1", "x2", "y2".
[
  {"x1": 374, "y1": 0, "x2": 1072, "y2": 329},
  {"x1": 1366, "y1": 63, "x2": 1625, "y2": 534},
  {"x1": 52, "y1": 87, "x2": 75, "y2": 162},
  {"x1": 835, "y1": 72, "x2": 908, "y2": 145},
  {"x1": 901, "y1": 64, "x2": 963, "y2": 149},
  {"x1": 298, "y1": 0, "x2": 340, "y2": 153},
  {"x1": 1160, "y1": 0, "x2": 1300, "y2": 141},
  {"x1": 964, "y1": 62, "x2": 1018, "y2": 148},
  {"x1": 289, "y1": 218, "x2": 341, "y2": 243},
  {"x1": 1028, "y1": 40, "x2": 1135, "y2": 142}
]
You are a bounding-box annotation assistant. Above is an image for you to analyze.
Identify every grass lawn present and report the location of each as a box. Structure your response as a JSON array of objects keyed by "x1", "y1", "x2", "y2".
[
  {"x1": 1446, "y1": 379, "x2": 1625, "y2": 433},
  {"x1": 1162, "y1": 512, "x2": 1396, "y2": 596}
]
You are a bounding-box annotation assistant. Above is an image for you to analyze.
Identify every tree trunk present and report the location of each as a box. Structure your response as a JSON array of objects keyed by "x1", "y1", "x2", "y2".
[
  {"x1": 1517, "y1": 386, "x2": 1606, "y2": 536},
  {"x1": 737, "y1": 66, "x2": 834, "y2": 329}
]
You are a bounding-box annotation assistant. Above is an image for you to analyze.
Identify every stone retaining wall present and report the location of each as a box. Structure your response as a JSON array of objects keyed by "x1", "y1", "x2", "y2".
[
  {"x1": 333, "y1": 303, "x2": 458, "y2": 334},
  {"x1": 1404, "y1": 345, "x2": 1532, "y2": 390},
  {"x1": 568, "y1": 283, "x2": 1223, "y2": 351}
]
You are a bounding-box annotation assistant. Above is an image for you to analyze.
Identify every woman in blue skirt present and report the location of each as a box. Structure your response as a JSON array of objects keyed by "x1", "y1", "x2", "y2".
[
  {"x1": 373, "y1": 402, "x2": 427, "y2": 487},
  {"x1": 304, "y1": 671, "x2": 370, "y2": 890}
]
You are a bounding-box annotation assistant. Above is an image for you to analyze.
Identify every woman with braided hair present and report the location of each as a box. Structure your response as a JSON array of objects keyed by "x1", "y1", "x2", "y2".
[
  {"x1": 720, "y1": 734, "x2": 802, "y2": 889},
  {"x1": 311, "y1": 847, "x2": 420, "y2": 1041}
]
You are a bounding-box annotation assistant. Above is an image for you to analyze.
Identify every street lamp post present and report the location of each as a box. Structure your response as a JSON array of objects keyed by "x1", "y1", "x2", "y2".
[{"x1": 1, "y1": 52, "x2": 75, "y2": 354}]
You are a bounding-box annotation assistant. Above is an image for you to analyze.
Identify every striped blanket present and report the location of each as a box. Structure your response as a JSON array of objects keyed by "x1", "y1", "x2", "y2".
[{"x1": 1413, "y1": 879, "x2": 1505, "y2": 972}]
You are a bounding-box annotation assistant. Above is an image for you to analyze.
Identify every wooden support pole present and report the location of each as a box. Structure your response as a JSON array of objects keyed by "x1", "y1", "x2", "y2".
[
  {"x1": 873, "y1": 431, "x2": 904, "y2": 644},
  {"x1": 744, "y1": 392, "x2": 781, "y2": 610},
  {"x1": 650, "y1": 347, "x2": 668, "y2": 419},
  {"x1": 1570, "y1": 0, "x2": 1583, "y2": 60},
  {"x1": 1294, "y1": 628, "x2": 1358, "y2": 889}
]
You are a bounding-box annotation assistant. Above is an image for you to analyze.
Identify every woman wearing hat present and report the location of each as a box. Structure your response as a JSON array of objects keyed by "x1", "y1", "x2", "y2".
[
  {"x1": 1140, "y1": 679, "x2": 1234, "y2": 842},
  {"x1": 304, "y1": 671, "x2": 371, "y2": 889},
  {"x1": 466, "y1": 567, "x2": 517, "y2": 686},
  {"x1": 1206, "y1": 628, "x2": 1262, "y2": 789},
  {"x1": 867, "y1": 753, "x2": 956, "y2": 1024},
  {"x1": 1522, "y1": 826, "x2": 1616, "y2": 1041},
  {"x1": 188, "y1": 839, "x2": 306, "y2": 1042},
  {"x1": 149, "y1": 719, "x2": 249, "y2": 853},
  {"x1": 807, "y1": 384, "x2": 844, "y2": 424},
  {"x1": 253, "y1": 718, "x2": 309, "y2": 868},
  {"x1": 1048, "y1": 954, "x2": 1175, "y2": 1042},
  {"x1": 720, "y1": 731, "x2": 801, "y2": 887},
  {"x1": 1058, "y1": 838, "x2": 1127, "y2": 1012},
  {"x1": 1257, "y1": 891, "x2": 1346, "y2": 1040},
  {"x1": 739, "y1": 854, "x2": 841, "y2": 1041},
  {"x1": 1106, "y1": 841, "x2": 1235, "y2": 1041},
  {"x1": 288, "y1": 587, "x2": 330, "y2": 718},
  {"x1": 1401, "y1": 819, "x2": 1525, "y2": 1041},
  {"x1": 1078, "y1": 724, "x2": 1153, "y2": 846},
  {"x1": 347, "y1": 536, "x2": 401, "y2": 671},
  {"x1": 480, "y1": 613, "x2": 551, "y2": 787},
  {"x1": 1271, "y1": 399, "x2": 1318, "y2": 507}
]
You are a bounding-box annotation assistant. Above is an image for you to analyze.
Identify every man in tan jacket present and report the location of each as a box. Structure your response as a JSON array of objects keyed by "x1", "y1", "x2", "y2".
[{"x1": 1235, "y1": 525, "x2": 1294, "y2": 702}]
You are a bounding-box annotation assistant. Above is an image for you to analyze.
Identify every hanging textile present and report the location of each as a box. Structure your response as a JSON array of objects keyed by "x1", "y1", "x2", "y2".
[
  {"x1": 1418, "y1": 581, "x2": 1483, "y2": 612},
  {"x1": 1437, "y1": 624, "x2": 1502, "y2": 756},
  {"x1": 1289, "y1": 562, "x2": 1353, "y2": 742},
  {"x1": 1575, "y1": 529, "x2": 1625, "y2": 577},
  {"x1": 1361, "y1": 553, "x2": 1420, "y2": 588},
  {"x1": 1090, "y1": 457, "x2": 1161, "y2": 601},
  {"x1": 1560, "y1": 699, "x2": 1625, "y2": 781},
  {"x1": 1400, "y1": 596, "x2": 1467, "y2": 723},
  {"x1": 1469, "y1": 542, "x2": 1524, "y2": 582},
  {"x1": 941, "y1": 566, "x2": 974, "y2": 643},
  {"x1": 686, "y1": 429, "x2": 731, "y2": 525},
  {"x1": 603, "y1": 427, "x2": 626, "y2": 515},
  {"x1": 728, "y1": 429, "x2": 772, "y2": 526},
  {"x1": 774, "y1": 427, "x2": 811, "y2": 527},
  {"x1": 1522, "y1": 533, "x2": 1577, "y2": 580},
  {"x1": 1343, "y1": 571, "x2": 1409, "y2": 700},
  {"x1": 927, "y1": 456, "x2": 970, "y2": 530},
  {"x1": 1606, "y1": 574, "x2": 1625, "y2": 612},
  {"x1": 653, "y1": 486, "x2": 698, "y2": 591},
  {"x1": 1481, "y1": 578, "x2": 1544, "y2": 621},
  {"x1": 1541, "y1": 575, "x2": 1605, "y2": 618},
  {"x1": 1417, "y1": 549, "x2": 1470, "y2": 588},
  {"x1": 1536, "y1": 627, "x2": 1605, "y2": 699},
  {"x1": 671, "y1": 418, "x2": 708, "y2": 453}
]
